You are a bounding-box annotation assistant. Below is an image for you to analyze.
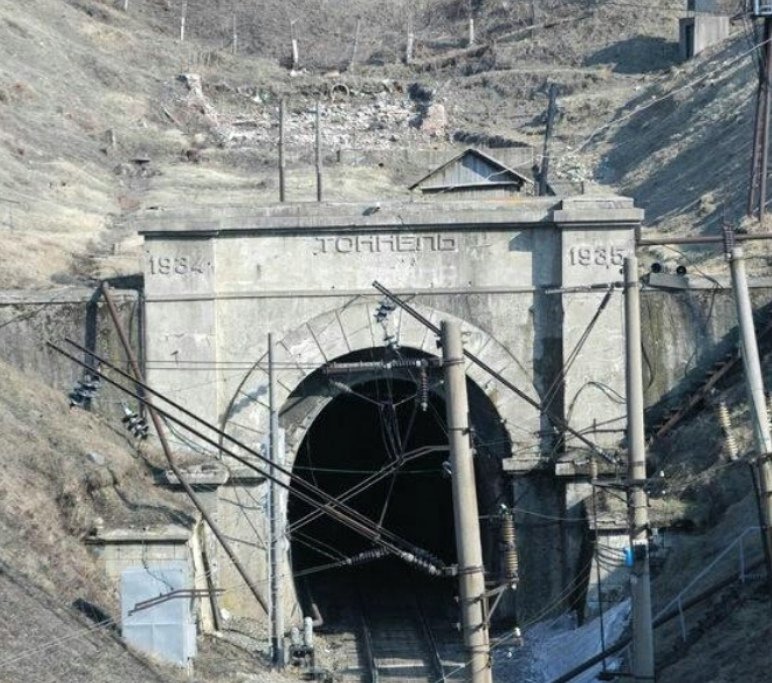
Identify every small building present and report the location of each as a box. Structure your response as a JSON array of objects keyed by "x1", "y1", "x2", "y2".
[
  {"x1": 679, "y1": 1, "x2": 729, "y2": 61},
  {"x1": 409, "y1": 147, "x2": 532, "y2": 199}
]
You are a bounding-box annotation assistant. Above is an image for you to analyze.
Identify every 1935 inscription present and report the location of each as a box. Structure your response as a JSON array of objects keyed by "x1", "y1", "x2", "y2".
[
  {"x1": 314, "y1": 234, "x2": 458, "y2": 254},
  {"x1": 568, "y1": 244, "x2": 626, "y2": 269}
]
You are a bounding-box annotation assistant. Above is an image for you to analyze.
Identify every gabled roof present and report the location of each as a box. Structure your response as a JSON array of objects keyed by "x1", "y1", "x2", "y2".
[{"x1": 409, "y1": 147, "x2": 533, "y2": 191}]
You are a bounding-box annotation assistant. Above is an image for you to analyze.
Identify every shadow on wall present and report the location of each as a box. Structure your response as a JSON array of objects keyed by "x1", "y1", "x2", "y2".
[{"x1": 584, "y1": 36, "x2": 680, "y2": 74}]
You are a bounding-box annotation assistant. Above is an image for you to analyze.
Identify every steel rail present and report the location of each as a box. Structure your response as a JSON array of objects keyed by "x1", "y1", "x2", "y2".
[
  {"x1": 415, "y1": 594, "x2": 447, "y2": 683},
  {"x1": 357, "y1": 586, "x2": 380, "y2": 683}
]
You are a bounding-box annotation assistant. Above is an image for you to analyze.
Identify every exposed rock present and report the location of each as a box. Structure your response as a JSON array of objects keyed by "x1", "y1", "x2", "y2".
[{"x1": 420, "y1": 102, "x2": 447, "y2": 137}]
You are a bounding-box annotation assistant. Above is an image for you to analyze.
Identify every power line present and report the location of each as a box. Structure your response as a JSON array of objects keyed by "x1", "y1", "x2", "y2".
[{"x1": 56, "y1": 339, "x2": 449, "y2": 574}]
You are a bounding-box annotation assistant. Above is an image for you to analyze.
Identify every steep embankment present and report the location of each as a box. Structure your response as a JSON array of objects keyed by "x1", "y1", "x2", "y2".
[
  {"x1": 584, "y1": 28, "x2": 772, "y2": 274},
  {"x1": 0, "y1": 355, "x2": 301, "y2": 682}
]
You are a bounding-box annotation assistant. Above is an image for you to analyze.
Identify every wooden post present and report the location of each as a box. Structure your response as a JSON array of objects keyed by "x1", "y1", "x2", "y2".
[
  {"x1": 290, "y1": 20, "x2": 300, "y2": 70},
  {"x1": 315, "y1": 101, "x2": 323, "y2": 203},
  {"x1": 179, "y1": 0, "x2": 187, "y2": 42},
  {"x1": 538, "y1": 84, "x2": 558, "y2": 196},
  {"x1": 406, "y1": 12, "x2": 414, "y2": 64},
  {"x1": 279, "y1": 100, "x2": 286, "y2": 203},
  {"x1": 349, "y1": 19, "x2": 361, "y2": 70},
  {"x1": 232, "y1": 7, "x2": 238, "y2": 54}
]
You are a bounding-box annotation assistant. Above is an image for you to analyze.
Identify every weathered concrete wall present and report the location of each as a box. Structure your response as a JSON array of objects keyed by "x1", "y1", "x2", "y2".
[
  {"x1": 0, "y1": 287, "x2": 142, "y2": 415},
  {"x1": 139, "y1": 196, "x2": 643, "y2": 625},
  {"x1": 641, "y1": 282, "x2": 772, "y2": 411},
  {"x1": 679, "y1": 16, "x2": 730, "y2": 61}
]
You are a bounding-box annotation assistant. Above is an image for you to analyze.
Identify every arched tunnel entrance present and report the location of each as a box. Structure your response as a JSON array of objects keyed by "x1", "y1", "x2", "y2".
[
  {"x1": 283, "y1": 347, "x2": 512, "y2": 634},
  {"x1": 290, "y1": 377, "x2": 455, "y2": 569}
]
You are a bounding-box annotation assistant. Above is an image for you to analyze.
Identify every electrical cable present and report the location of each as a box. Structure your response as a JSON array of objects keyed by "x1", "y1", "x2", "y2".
[
  {"x1": 54, "y1": 340, "x2": 448, "y2": 573},
  {"x1": 289, "y1": 445, "x2": 448, "y2": 533},
  {"x1": 541, "y1": 285, "x2": 615, "y2": 413}
]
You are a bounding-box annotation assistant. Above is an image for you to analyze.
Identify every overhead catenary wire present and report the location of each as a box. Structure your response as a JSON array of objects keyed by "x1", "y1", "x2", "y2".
[
  {"x1": 373, "y1": 280, "x2": 619, "y2": 464},
  {"x1": 54, "y1": 339, "x2": 448, "y2": 574}
]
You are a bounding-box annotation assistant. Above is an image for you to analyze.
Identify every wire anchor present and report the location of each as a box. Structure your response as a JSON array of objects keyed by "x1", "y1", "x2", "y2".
[
  {"x1": 121, "y1": 402, "x2": 149, "y2": 439},
  {"x1": 69, "y1": 371, "x2": 101, "y2": 408}
]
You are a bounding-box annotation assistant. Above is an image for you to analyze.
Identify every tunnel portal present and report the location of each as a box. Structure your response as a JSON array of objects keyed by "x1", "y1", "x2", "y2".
[
  {"x1": 139, "y1": 196, "x2": 643, "y2": 625},
  {"x1": 285, "y1": 347, "x2": 511, "y2": 610}
]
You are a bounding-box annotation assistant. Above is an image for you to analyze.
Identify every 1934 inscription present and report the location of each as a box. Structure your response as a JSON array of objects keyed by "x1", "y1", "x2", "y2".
[
  {"x1": 314, "y1": 234, "x2": 458, "y2": 254},
  {"x1": 148, "y1": 254, "x2": 212, "y2": 276}
]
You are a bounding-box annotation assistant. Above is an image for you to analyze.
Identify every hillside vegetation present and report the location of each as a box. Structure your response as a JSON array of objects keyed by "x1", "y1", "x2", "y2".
[{"x1": 1, "y1": 0, "x2": 691, "y2": 287}]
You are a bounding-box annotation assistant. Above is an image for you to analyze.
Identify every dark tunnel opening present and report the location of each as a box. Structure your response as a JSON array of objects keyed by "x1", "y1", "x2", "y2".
[
  {"x1": 289, "y1": 377, "x2": 456, "y2": 572},
  {"x1": 283, "y1": 348, "x2": 514, "y2": 626}
]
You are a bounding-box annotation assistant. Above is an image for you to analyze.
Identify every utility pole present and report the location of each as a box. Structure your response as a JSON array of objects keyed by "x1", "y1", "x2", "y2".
[
  {"x1": 538, "y1": 84, "x2": 558, "y2": 196},
  {"x1": 727, "y1": 246, "x2": 772, "y2": 596},
  {"x1": 179, "y1": 0, "x2": 187, "y2": 42},
  {"x1": 624, "y1": 257, "x2": 655, "y2": 683},
  {"x1": 748, "y1": 11, "x2": 772, "y2": 222},
  {"x1": 268, "y1": 333, "x2": 286, "y2": 667},
  {"x1": 100, "y1": 284, "x2": 269, "y2": 617},
  {"x1": 315, "y1": 101, "x2": 323, "y2": 203},
  {"x1": 441, "y1": 321, "x2": 492, "y2": 683},
  {"x1": 279, "y1": 100, "x2": 286, "y2": 203}
]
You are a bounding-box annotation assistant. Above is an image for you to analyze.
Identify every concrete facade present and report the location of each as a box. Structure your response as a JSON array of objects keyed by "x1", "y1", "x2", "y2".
[{"x1": 138, "y1": 195, "x2": 643, "y2": 625}]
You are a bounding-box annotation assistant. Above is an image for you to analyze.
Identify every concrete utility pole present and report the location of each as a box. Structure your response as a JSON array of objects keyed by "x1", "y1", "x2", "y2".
[
  {"x1": 538, "y1": 84, "x2": 558, "y2": 197},
  {"x1": 268, "y1": 333, "x2": 286, "y2": 667},
  {"x1": 441, "y1": 321, "x2": 492, "y2": 683},
  {"x1": 315, "y1": 101, "x2": 323, "y2": 203},
  {"x1": 279, "y1": 100, "x2": 286, "y2": 203},
  {"x1": 728, "y1": 246, "x2": 772, "y2": 594},
  {"x1": 623, "y1": 257, "x2": 655, "y2": 682}
]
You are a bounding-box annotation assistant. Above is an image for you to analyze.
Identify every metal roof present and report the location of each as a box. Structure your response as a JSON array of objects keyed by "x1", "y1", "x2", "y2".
[{"x1": 408, "y1": 147, "x2": 533, "y2": 191}]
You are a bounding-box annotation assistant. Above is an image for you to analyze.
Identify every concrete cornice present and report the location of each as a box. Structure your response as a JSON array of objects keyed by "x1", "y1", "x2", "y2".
[
  {"x1": 136, "y1": 195, "x2": 642, "y2": 238},
  {"x1": 552, "y1": 195, "x2": 644, "y2": 227}
]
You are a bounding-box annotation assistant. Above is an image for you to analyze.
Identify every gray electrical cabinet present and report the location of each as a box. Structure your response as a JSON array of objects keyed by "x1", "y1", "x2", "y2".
[
  {"x1": 753, "y1": 0, "x2": 772, "y2": 17},
  {"x1": 121, "y1": 562, "x2": 196, "y2": 667}
]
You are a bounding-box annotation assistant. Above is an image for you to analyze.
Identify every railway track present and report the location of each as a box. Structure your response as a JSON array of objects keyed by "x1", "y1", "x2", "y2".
[
  {"x1": 356, "y1": 577, "x2": 465, "y2": 683},
  {"x1": 307, "y1": 567, "x2": 467, "y2": 682}
]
